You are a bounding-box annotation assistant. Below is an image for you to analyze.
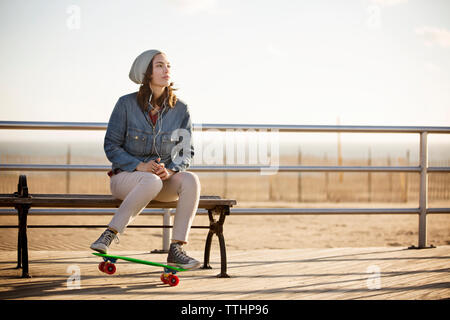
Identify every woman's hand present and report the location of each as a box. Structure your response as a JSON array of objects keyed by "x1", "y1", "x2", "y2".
[
  {"x1": 154, "y1": 163, "x2": 175, "y2": 180},
  {"x1": 136, "y1": 158, "x2": 162, "y2": 173},
  {"x1": 136, "y1": 158, "x2": 175, "y2": 180}
]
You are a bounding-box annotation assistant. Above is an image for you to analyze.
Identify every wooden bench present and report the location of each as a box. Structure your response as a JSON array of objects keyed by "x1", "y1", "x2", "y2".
[{"x1": 0, "y1": 175, "x2": 237, "y2": 278}]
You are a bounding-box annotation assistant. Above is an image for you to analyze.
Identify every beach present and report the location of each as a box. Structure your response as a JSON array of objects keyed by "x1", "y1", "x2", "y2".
[{"x1": 1, "y1": 201, "x2": 449, "y2": 253}]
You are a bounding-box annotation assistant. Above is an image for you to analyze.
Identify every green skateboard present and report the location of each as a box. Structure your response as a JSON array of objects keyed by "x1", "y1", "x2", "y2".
[{"x1": 92, "y1": 252, "x2": 187, "y2": 286}]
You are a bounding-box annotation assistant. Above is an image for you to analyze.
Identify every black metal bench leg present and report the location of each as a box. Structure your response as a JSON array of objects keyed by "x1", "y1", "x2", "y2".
[
  {"x1": 16, "y1": 206, "x2": 22, "y2": 269},
  {"x1": 201, "y1": 207, "x2": 230, "y2": 277},
  {"x1": 18, "y1": 204, "x2": 31, "y2": 278},
  {"x1": 216, "y1": 206, "x2": 230, "y2": 278},
  {"x1": 216, "y1": 231, "x2": 230, "y2": 278},
  {"x1": 15, "y1": 175, "x2": 31, "y2": 278},
  {"x1": 202, "y1": 230, "x2": 214, "y2": 270},
  {"x1": 202, "y1": 209, "x2": 214, "y2": 270}
]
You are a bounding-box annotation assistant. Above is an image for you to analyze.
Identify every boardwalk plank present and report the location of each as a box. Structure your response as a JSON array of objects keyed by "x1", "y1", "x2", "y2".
[{"x1": 0, "y1": 247, "x2": 449, "y2": 300}]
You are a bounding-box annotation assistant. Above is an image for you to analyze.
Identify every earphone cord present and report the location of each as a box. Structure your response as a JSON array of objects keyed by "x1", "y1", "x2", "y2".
[
  {"x1": 152, "y1": 103, "x2": 166, "y2": 161},
  {"x1": 148, "y1": 93, "x2": 169, "y2": 161}
]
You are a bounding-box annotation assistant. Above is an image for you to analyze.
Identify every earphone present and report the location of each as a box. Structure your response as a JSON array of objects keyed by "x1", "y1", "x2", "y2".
[{"x1": 149, "y1": 95, "x2": 167, "y2": 160}]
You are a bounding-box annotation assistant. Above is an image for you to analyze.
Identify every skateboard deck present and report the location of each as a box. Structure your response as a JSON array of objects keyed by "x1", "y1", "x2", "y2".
[{"x1": 92, "y1": 252, "x2": 186, "y2": 286}]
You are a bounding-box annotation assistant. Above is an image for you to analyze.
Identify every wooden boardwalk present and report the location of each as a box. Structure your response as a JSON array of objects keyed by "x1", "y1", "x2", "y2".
[{"x1": 0, "y1": 246, "x2": 449, "y2": 300}]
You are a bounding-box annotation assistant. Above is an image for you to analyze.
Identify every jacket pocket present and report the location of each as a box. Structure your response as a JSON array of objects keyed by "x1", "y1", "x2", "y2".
[
  {"x1": 125, "y1": 128, "x2": 147, "y2": 156},
  {"x1": 161, "y1": 132, "x2": 178, "y2": 156}
]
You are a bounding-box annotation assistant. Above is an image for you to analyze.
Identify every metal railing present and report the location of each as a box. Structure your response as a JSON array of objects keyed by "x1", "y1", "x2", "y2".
[{"x1": 1, "y1": 120, "x2": 450, "y2": 249}]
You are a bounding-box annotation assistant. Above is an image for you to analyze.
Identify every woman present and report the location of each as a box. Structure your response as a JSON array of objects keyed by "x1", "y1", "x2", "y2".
[{"x1": 90, "y1": 49, "x2": 201, "y2": 270}]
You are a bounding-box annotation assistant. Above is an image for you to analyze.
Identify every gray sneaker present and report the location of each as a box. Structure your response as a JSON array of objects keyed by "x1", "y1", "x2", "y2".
[
  {"x1": 167, "y1": 243, "x2": 201, "y2": 270},
  {"x1": 90, "y1": 229, "x2": 119, "y2": 253}
]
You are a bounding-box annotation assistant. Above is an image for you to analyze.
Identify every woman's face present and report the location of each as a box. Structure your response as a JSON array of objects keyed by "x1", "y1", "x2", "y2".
[{"x1": 150, "y1": 53, "x2": 171, "y2": 88}]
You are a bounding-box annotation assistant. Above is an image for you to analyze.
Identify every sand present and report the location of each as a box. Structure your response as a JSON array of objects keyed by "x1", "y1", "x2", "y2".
[{"x1": 0, "y1": 201, "x2": 449, "y2": 253}]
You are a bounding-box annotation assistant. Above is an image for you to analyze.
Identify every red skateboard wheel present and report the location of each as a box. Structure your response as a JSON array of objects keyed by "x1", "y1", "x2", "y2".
[
  {"x1": 160, "y1": 274, "x2": 169, "y2": 284},
  {"x1": 104, "y1": 263, "x2": 116, "y2": 275},
  {"x1": 168, "y1": 274, "x2": 179, "y2": 286}
]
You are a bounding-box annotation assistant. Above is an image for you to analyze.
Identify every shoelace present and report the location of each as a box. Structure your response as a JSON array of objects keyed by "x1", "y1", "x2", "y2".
[
  {"x1": 173, "y1": 245, "x2": 190, "y2": 262},
  {"x1": 104, "y1": 230, "x2": 120, "y2": 245}
]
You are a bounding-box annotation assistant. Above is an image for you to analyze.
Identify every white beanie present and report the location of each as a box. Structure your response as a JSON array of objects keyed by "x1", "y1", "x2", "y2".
[{"x1": 129, "y1": 49, "x2": 162, "y2": 84}]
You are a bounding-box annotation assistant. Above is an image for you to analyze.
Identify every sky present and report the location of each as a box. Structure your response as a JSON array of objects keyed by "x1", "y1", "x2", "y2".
[{"x1": 0, "y1": 0, "x2": 449, "y2": 147}]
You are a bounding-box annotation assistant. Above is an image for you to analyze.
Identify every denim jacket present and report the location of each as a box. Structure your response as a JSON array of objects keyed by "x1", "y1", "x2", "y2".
[{"x1": 104, "y1": 92, "x2": 194, "y2": 172}]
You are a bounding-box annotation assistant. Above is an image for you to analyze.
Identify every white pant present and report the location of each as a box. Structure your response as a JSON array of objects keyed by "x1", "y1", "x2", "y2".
[{"x1": 108, "y1": 170, "x2": 201, "y2": 243}]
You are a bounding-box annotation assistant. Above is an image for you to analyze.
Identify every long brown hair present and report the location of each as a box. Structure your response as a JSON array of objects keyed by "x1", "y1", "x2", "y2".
[{"x1": 136, "y1": 54, "x2": 177, "y2": 113}]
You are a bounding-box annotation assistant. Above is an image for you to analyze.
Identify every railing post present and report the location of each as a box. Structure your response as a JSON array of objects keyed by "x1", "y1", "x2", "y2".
[
  {"x1": 162, "y1": 209, "x2": 172, "y2": 252},
  {"x1": 151, "y1": 208, "x2": 172, "y2": 253},
  {"x1": 418, "y1": 131, "x2": 429, "y2": 248}
]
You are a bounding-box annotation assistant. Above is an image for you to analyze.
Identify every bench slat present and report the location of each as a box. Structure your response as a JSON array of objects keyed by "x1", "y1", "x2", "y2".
[{"x1": 0, "y1": 194, "x2": 236, "y2": 210}]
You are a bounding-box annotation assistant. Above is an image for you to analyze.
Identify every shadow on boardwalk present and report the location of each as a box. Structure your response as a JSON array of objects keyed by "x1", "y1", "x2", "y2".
[{"x1": 0, "y1": 247, "x2": 449, "y2": 300}]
